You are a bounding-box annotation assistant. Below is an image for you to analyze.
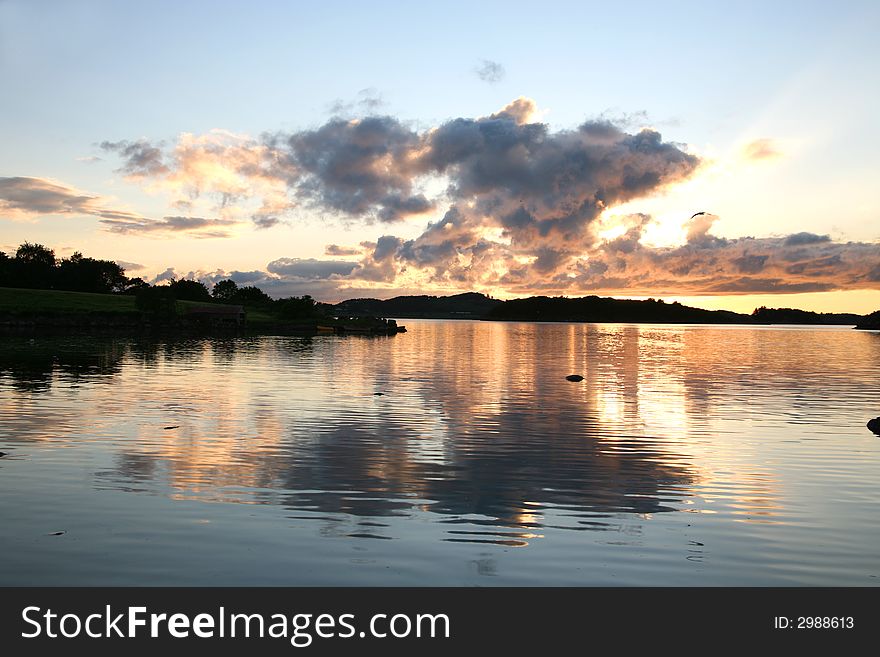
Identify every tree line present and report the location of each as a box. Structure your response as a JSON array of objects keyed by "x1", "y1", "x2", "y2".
[
  {"x1": 0, "y1": 242, "x2": 319, "y2": 319},
  {"x1": 0, "y1": 242, "x2": 132, "y2": 294}
]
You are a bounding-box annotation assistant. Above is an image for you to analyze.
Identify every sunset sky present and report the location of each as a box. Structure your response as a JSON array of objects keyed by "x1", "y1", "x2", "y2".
[{"x1": 1, "y1": 0, "x2": 878, "y2": 312}]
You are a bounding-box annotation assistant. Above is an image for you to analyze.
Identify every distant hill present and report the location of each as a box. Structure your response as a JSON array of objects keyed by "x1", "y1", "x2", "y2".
[
  {"x1": 332, "y1": 292, "x2": 502, "y2": 319},
  {"x1": 486, "y1": 296, "x2": 751, "y2": 324},
  {"x1": 751, "y1": 306, "x2": 862, "y2": 325},
  {"x1": 855, "y1": 310, "x2": 880, "y2": 330},
  {"x1": 333, "y1": 292, "x2": 873, "y2": 326}
]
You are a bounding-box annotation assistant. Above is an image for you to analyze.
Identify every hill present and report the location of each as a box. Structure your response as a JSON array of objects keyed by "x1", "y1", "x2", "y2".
[
  {"x1": 485, "y1": 296, "x2": 751, "y2": 323},
  {"x1": 751, "y1": 306, "x2": 862, "y2": 325},
  {"x1": 333, "y1": 292, "x2": 501, "y2": 319},
  {"x1": 855, "y1": 311, "x2": 880, "y2": 330},
  {"x1": 333, "y1": 293, "x2": 873, "y2": 325}
]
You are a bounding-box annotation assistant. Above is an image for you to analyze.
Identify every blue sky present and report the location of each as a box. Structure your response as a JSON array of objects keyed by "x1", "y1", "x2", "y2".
[{"x1": 1, "y1": 0, "x2": 878, "y2": 310}]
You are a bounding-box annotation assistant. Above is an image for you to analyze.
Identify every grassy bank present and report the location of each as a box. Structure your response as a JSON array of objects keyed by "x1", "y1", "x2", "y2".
[
  {"x1": 0, "y1": 287, "x2": 403, "y2": 335},
  {"x1": 0, "y1": 286, "x2": 138, "y2": 314},
  {"x1": 0, "y1": 286, "x2": 218, "y2": 316}
]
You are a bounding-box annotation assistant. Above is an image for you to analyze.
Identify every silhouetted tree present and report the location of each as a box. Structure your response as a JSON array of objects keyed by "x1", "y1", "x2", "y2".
[
  {"x1": 122, "y1": 277, "x2": 150, "y2": 294},
  {"x1": 57, "y1": 252, "x2": 128, "y2": 293},
  {"x1": 167, "y1": 278, "x2": 211, "y2": 302},
  {"x1": 276, "y1": 295, "x2": 316, "y2": 319},
  {"x1": 0, "y1": 251, "x2": 10, "y2": 287},
  {"x1": 13, "y1": 242, "x2": 57, "y2": 289},
  {"x1": 232, "y1": 285, "x2": 273, "y2": 308},
  {"x1": 212, "y1": 279, "x2": 239, "y2": 303}
]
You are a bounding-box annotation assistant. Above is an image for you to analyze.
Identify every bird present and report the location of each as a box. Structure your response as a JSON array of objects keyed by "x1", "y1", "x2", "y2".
[
  {"x1": 690, "y1": 211, "x2": 708, "y2": 219},
  {"x1": 868, "y1": 417, "x2": 880, "y2": 435},
  {"x1": 565, "y1": 374, "x2": 584, "y2": 382}
]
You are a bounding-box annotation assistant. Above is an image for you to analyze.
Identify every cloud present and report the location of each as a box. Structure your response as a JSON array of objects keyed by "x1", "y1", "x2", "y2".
[
  {"x1": 106, "y1": 131, "x2": 298, "y2": 230},
  {"x1": 100, "y1": 139, "x2": 169, "y2": 176},
  {"x1": 251, "y1": 214, "x2": 280, "y2": 229},
  {"x1": 100, "y1": 215, "x2": 240, "y2": 238},
  {"x1": 742, "y1": 138, "x2": 781, "y2": 161},
  {"x1": 328, "y1": 88, "x2": 386, "y2": 116},
  {"x1": 0, "y1": 176, "x2": 147, "y2": 225},
  {"x1": 94, "y1": 99, "x2": 879, "y2": 299},
  {"x1": 99, "y1": 97, "x2": 694, "y2": 236},
  {"x1": 784, "y1": 232, "x2": 830, "y2": 246},
  {"x1": 558, "y1": 218, "x2": 880, "y2": 296},
  {"x1": 115, "y1": 260, "x2": 145, "y2": 272},
  {"x1": 475, "y1": 59, "x2": 505, "y2": 84},
  {"x1": 150, "y1": 267, "x2": 178, "y2": 284},
  {"x1": 266, "y1": 257, "x2": 359, "y2": 279},
  {"x1": 0, "y1": 176, "x2": 103, "y2": 217},
  {"x1": 288, "y1": 115, "x2": 431, "y2": 221},
  {"x1": 325, "y1": 244, "x2": 361, "y2": 256}
]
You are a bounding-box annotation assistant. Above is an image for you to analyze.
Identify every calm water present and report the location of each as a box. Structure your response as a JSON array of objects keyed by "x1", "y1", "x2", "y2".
[{"x1": 1, "y1": 321, "x2": 878, "y2": 586}]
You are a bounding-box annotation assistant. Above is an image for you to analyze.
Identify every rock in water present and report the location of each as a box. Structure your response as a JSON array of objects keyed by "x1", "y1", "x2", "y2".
[
  {"x1": 868, "y1": 417, "x2": 880, "y2": 435},
  {"x1": 565, "y1": 374, "x2": 585, "y2": 382}
]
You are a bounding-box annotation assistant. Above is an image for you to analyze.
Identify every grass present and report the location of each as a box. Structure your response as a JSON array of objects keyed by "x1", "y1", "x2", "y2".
[
  {"x1": 0, "y1": 286, "x2": 220, "y2": 316},
  {"x1": 0, "y1": 286, "x2": 138, "y2": 314},
  {"x1": 0, "y1": 287, "x2": 391, "y2": 331}
]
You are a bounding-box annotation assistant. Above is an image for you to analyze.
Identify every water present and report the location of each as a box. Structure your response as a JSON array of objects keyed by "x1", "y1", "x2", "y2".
[{"x1": 1, "y1": 321, "x2": 878, "y2": 586}]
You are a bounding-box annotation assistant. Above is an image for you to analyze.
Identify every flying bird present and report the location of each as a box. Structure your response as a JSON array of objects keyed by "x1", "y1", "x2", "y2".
[{"x1": 690, "y1": 211, "x2": 708, "y2": 219}]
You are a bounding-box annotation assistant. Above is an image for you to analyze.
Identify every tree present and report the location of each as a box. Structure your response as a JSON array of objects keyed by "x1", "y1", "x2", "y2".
[
  {"x1": 212, "y1": 279, "x2": 239, "y2": 303},
  {"x1": 232, "y1": 285, "x2": 273, "y2": 308},
  {"x1": 0, "y1": 251, "x2": 10, "y2": 287},
  {"x1": 13, "y1": 242, "x2": 57, "y2": 289},
  {"x1": 167, "y1": 278, "x2": 211, "y2": 302},
  {"x1": 57, "y1": 253, "x2": 128, "y2": 293},
  {"x1": 15, "y1": 242, "x2": 56, "y2": 267},
  {"x1": 122, "y1": 277, "x2": 150, "y2": 294},
  {"x1": 276, "y1": 295, "x2": 316, "y2": 319}
]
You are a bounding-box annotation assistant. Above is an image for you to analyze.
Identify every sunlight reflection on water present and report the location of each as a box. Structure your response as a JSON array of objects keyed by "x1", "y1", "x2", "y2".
[{"x1": 1, "y1": 322, "x2": 879, "y2": 585}]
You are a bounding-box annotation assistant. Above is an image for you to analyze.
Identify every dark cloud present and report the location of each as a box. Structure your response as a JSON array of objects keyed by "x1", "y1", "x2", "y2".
[
  {"x1": 475, "y1": 59, "x2": 505, "y2": 84},
  {"x1": 372, "y1": 235, "x2": 404, "y2": 261},
  {"x1": 376, "y1": 193, "x2": 434, "y2": 221},
  {"x1": 251, "y1": 214, "x2": 280, "y2": 229},
  {"x1": 732, "y1": 253, "x2": 769, "y2": 274},
  {"x1": 92, "y1": 99, "x2": 879, "y2": 299},
  {"x1": 266, "y1": 257, "x2": 359, "y2": 279},
  {"x1": 415, "y1": 103, "x2": 699, "y2": 263},
  {"x1": 100, "y1": 139, "x2": 169, "y2": 177},
  {"x1": 784, "y1": 232, "x2": 831, "y2": 246},
  {"x1": 324, "y1": 244, "x2": 361, "y2": 256},
  {"x1": 288, "y1": 115, "x2": 426, "y2": 221},
  {"x1": 98, "y1": 98, "x2": 697, "y2": 242}
]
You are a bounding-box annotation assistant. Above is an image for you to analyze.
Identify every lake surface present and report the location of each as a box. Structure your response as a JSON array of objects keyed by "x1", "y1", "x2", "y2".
[{"x1": 1, "y1": 321, "x2": 879, "y2": 586}]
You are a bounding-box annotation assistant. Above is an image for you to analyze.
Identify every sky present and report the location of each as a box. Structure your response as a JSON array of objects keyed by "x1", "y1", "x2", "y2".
[{"x1": 1, "y1": 0, "x2": 879, "y2": 312}]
